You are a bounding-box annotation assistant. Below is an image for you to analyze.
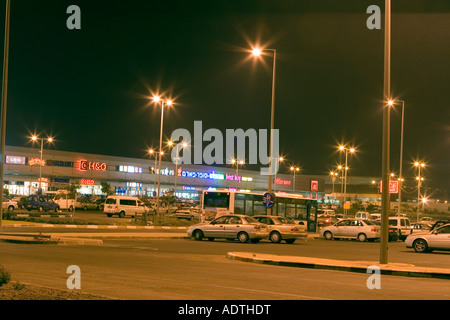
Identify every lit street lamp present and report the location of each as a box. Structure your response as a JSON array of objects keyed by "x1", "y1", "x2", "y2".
[
  {"x1": 168, "y1": 140, "x2": 188, "y2": 198},
  {"x1": 289, "y1": 166, "x2": 300, "y2": 193},
  {"x1": 151, "y1": 95, "x2": 173, "y2": 216},
  {"x1": 231, "y1": 158, "x2": 245, "y2": 188},
  {"x1": 274, "y1": 156, "x2": 284, "y2": 192},
  {"x1": 338, "y1": 145, "x2": 356, "y2": 217},
  {"x1": 30, "y1": 135, "x2": 54, "y2": 193},
  {"x1": 251, "y1": 47, "x2": 277, "y2": 212},
  {"x1": 414, "y1": 161, "x2": 425, "y2": 221}
]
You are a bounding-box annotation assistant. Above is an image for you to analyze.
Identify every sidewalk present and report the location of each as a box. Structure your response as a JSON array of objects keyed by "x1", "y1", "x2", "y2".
[{"x1": 227, "y1": 251, "x2": 450, "y2": 280}]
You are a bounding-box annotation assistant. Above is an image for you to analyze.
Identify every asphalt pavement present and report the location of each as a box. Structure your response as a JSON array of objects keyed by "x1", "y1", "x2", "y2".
[{"x1": 1, "y1": 222, "x2": 450, "y2": 280}]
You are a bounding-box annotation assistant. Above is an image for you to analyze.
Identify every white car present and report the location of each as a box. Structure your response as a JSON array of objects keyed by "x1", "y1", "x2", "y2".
[
  {"x1": 2, "y1": 198, "x2": 18, "y2": 212},
  {"x1": 187, "y1": 214, "x2": 269, "y2": 243},
  {"x1": 405, "y1": 224, "x2": 450, "y2": 253},
  {"x1": 388, "y1": 216, "x2": 412, "y2": 240},
  {"x1": 320, "y1": 218, "x2": 381, "y2": 242},
  {"x1": 253, "y1": 215, "x2": 307, "y2": 244}
]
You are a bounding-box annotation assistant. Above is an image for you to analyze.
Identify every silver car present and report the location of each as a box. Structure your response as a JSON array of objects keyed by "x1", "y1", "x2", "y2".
[
  {"x1": 187, "y1": 214, "x2": 269, "y2": 243},
  {"x1": 253, "y1": 215, "x2": 307, "y2": 244},
  {"x1": 405, "y1": 223, "x2": 450, "y2": 253},
  {"x1": 320, "y1": 218, "x2": 381, "y2": 242}
]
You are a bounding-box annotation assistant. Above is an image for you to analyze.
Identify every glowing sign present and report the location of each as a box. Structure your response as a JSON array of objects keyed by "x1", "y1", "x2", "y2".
[
  {"x1": 274, "y1": 178, "x2": 292, "y2": 185},
  {"x1": 5, "y1": 155, "x2": 27, "y2": 165},
  {"x1": 181, "y1": 169, "x2": 224, "y2": 180},
  {"x1": 119, "y1": 165, "x2": 143, "y2": 174},
  {"x1": 311, "y1": 180, "x2": 319, "y2": 191},
  {"x1": 29, "y1": 158, "x2": 45, "y2": 166},
  {"x1": 379, "y1": 180, "x2": 399, "y2": 194},
  {"x1": 80, "y1": 179, "x2": 95, "y2": 185},
  {"x1": 226, "y1": 174, "x2": 241, "y2": 183},
  {"x1": 78, "y1": 160, "x2": 107, "y2": 171}
]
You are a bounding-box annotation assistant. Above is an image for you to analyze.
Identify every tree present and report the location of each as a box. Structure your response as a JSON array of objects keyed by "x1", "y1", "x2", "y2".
[
  {"x1": 100, "y1": 181, "x2": 113, "y2": 196},
  {"x1": 66, "y1": 183, "x2": 80, "y2": 199}
]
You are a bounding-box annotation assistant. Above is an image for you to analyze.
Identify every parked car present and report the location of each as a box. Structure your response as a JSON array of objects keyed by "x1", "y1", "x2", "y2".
[
  {"x1": 355, "y1": 211, "x2": 371, "y2": 220},
  {"x1": 103, "y1": 195, "x2": 150, "y2": 218},
  {"x1": 430, "y1": 220, "x2": 450, "y2": 231},
  {"x1": 320, "y1": 218, "x2": 380, "y2": 242},
  {"x1": 411, "y1": 222, "x2": 433, "y2": 234},
  {"x1": 187, "y1": 214, "x2": 269, "y2": 243},
  {"x1": 419, "y1": 217, "x2": 435, "y2": 224},
  {"x1": 94, "y1": 198, "x2": 106, "y2": 211},
  {"x1": 370, "y1": 220, "x2": 399, "y2": 242},
  {"x1": 317, "y1": 214, "x2": 337, "y2": 227},
  {"x1": 388, "y1": 216, "x2": 412, "y2": 240},
  {"x1": 253, "y1": 215, "x2": 307, "y2": 244},
  {"x1": 405, "y1": 223, "x2": 450, "y2": 253},
  {"x1": 369, "y1": 213, "x2": 381, "y2": 220},
  {"x1": 24, "y1": 195, "x2": 60, "y2": 212},
  {"x1": 2, "y1": 197, "x2": 18, "y2": 212},
  {"x1": 173, "y1": 209, "x2": 200, "y2": 221},
  {"x1": 76, "y1": 198, "x2": 98, "y2": 211}
]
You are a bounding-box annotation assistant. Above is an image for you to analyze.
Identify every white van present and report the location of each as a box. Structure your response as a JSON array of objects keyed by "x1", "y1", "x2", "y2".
[
  {"x1": 355, "y1": 211, "x2": 370, "y2": 220},
  {"x1": 103, "y1": 196, "x2": 149, "y2": 218}
]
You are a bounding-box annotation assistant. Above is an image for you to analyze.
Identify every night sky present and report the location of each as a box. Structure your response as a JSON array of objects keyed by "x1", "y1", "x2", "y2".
[{"x1": 1, "y1": 1, "x2": 449, "y2": 194}]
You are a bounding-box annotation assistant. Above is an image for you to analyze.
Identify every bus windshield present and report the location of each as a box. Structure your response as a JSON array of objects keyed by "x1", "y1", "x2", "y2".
[{"x1": 203, "y1": 192, "x2": 230, "y2": 209}]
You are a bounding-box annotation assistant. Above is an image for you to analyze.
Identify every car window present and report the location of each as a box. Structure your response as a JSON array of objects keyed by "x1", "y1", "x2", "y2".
[
  {"x1": 364, "y1": 220, "x2": 375, "y2": 225},
  {"x1": 278, "y1": 217, "x2": 294, "y2": 224},
  {"x1": 212, "y1": 216, "x2": 228, "y2": 224},
  {"x1": 336, "y1": 220, "x2": 350, "y2": 226},
  {"x1": 405, "y1": 219, "x2": 410, "y2": 227},
  {"x1": 400, "y1": 219, "x2": 406, "y2": 227},
  {"x1": 227, "y1": 217, "x2": 242, "y2": 224},
  {"x1": 389, "y1": 220, "x2": 397, "y2": 226},
  {"x1": 436, "y1": 225, "x2": 450, "y2": 234},
  {"x1": 105, "y1": 198, "x2": 116, "y2": 204},
  {"x1": 243, "y1": 216, "x2": 259, "y2": 224},
  {"x1": 350, "y1": 220, "x2": 363, "y2": 227}
]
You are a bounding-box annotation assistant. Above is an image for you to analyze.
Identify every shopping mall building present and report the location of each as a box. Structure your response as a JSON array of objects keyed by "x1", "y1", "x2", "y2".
[
  {"x1": 3, "y1": 145, "x2": 327, "y2": 201},
  {"x1": 5, "y1": 145, "x2": 446, "y2": 211}
]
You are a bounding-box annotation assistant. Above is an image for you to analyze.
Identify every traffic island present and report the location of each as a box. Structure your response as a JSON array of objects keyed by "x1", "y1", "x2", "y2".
[
  {"x1": 227, "y1": 252, "x2": 450, "y2": 280},
  {"x1": 0, "y1": 233, "x2": 59, "y2": 245}
]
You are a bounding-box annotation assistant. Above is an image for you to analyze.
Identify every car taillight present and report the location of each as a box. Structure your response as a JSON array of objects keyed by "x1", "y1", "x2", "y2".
[
  {"x1": 325, "y1": 219, "x2": 329, "y2": 223},
  {"x1": 371, "y1": 227, "x2": 377, "y2": 232},
  {"x1": 291, "y1": 227, "x2": 298, "y2": 232},
  {"x1": 254, "y1": 225, "x2": 261, "y2": 230}
]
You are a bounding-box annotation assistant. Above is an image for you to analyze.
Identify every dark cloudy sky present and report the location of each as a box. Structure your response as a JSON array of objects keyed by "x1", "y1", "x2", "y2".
[{"x1": 1, "y1": 1, "x2": 449, "y2": 194}]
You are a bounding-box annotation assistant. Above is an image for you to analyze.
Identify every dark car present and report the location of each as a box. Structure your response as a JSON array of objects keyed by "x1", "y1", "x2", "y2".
[
  {"x1": 24, "y1": 195, "x2": 60, "y2": 212},
  {"x1": 94, "y1": 198, "x2": 106, "y2": 211}
]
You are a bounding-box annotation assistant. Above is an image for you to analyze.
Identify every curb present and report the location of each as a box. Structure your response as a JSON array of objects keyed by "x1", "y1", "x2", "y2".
[{"x1": 226, "y1": 252, "x2": 450, "y2": 280}]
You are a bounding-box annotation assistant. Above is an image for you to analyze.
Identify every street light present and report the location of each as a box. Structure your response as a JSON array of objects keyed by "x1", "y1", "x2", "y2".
[
  {"x1": 168, "y1": 140, "x2": 188, "y2": 198},
  {"x1": 289, "y1": 166, "x2": 300, "y2": 193},
  {"x1": 414, "y1": 161, "x2": 425, "y2": 221},
  {"x1": 274, "y1": 156, "x2": 285, "y2": 192},
  {"x1": 251, "y1": 47, "x2": 277, "y2": 210},
  {"x1": 231, "y1": 158, "x2": 245, "y2": 187},
  {"x1": 30, "y1": 135, "x2": 54, "y2": 193},
  {"x1": 329, "y1": 171, "x2": 339, "y2": 201},
  {"x1": 338, "y1": 145, "x2": 356, "y2": 217},
  {"x1": 151, "y1": 95, "x2": 174, "y2": 217}
]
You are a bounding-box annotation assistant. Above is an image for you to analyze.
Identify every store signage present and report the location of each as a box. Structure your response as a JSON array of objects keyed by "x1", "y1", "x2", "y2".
[
  {"x1": 379, "y1": 180, "x2": 399, "y2": 194},
  {"x1": 46, "y1": 160, "x2": 74, "y2": 167},
  {"x1": 53, "y1": 178, "x2": 70, "y2": 184},
  {"x1": 182, "y1": 186, "x2": 202, "y2": 191},
  {"x1": 274, "y1": 178, "x2": 291, "y2": 185},
  {"x1": 242, "y1": 177, "x2": 253, "y2": 182},
  {"x1": 38, "y1": 177, "x2": 48, "y2": 182},
  {"x1": 78, "y1": 160, "x2": 107, "y2": 171},
  {"x1": 226, "y1": 174, "x2": 241, "y2": 183},
  {"x1": 119, "y1": 165, "x2": 143, "y2": 174},
  {"x1": 5, "y1": 155, "x2": 27, "y2": 165},
  {"x1": 80, "y1": 179, "x2": 95, "y2": 185},
  {"x1": 179, "y1": 167, "x2": 224, "y2": 180},
  {"x1": 29, "y1": 158, "x2": 45, "y2": 166},
  {"x1": 311, "y1": 180, "x2": 319, "y2": 191}
]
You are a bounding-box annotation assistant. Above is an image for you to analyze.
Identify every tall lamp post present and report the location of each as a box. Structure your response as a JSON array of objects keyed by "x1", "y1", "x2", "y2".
[
  {"x1": 289, "y1": 166, "x2": 300, "y2": 193},
  {"x1": 251, "y1": 47, "x2": 277, "y2": 213},
  {"x1": 338, "y1": 145, "x2": 356, "y2": 217},
  {"x1": 151, "y1": 95, "x2": 173, "y2": 217},
  {"x1": 168, "y1": 140, "x2": 188, "y2": 198},
  {"x1": 148, "y1": 148, "x2": 159, "y2": 196},
  {"x1": 274, "y1": 156, "x2": 284, "y2": 192},
  {"x1": 415, "y1": 161, "x2": 425, "y2": 221},
  {"x1": 231, "y1": 158, "x2": 245, "y2": 188},
  {"x1": 329, "y1": 171, "x2": 338, "y2": 203},
  {"x1": 31, "y1": 135, "x2": 54, "y2": 193}
]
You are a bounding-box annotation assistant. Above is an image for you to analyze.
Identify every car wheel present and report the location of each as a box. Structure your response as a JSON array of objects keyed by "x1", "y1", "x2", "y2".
[
  {"x1": 413, "y1": 239, "x2": 429, "y2": 253},
  {"x1": 269, "y1": 231, "x2": 282, "y2": 243},
  {"x1": 357, "y1": 233, "x2": 367, "y2": 242},
  {"x1": 118, "y1": 211, "x2": 125, "y2": 218},
  {"x1": 193, "y1": 230, "x2": 204, "y2": 241},
  {"x1": 207, "y1": 237, "x2": 215, "y2": 241},
  {"x1": 69, "y1": 206, "x2": 74, "y2": 212},
  {"x1": 237, "y1": 232, "x2": 249, "y2": 243},
  {"x1": 83, "y1": 206, "x2": 88, "y2": 211},
  {"x1": 324, "y1": 231, "x2": 333, "y2": 240},
  {"x1": 7, "y1": 205, "x2": 14, "y2": 213},
  {"x1": 285, "y1": 239, "x2": 296, "y2": 244}
]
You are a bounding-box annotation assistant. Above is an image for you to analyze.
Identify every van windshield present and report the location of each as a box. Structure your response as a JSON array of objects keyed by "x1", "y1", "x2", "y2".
[{"x1": 105, "y1": 198, "x2": 116, "y2": 204}]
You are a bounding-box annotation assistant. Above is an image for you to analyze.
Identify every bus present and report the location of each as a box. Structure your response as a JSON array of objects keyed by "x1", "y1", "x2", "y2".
[{"x1": 201, "y1": 190, "x2": 318, "y2": 232}]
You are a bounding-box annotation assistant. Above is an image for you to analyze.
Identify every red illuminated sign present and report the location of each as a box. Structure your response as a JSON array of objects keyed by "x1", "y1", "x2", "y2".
[
  {"x1": 274, "y1": 178, "x2": 292, "y2": 185},
  {"x1": 29, "y1": 158, "x2": 45, "y2": 166},
  {"x1": 80, "y1": 179, "x2": 95, "y2": 185},
  {"x1": 78, "y1": 160, "x2": 107, "y2": 171},
  {"x1": 311, "y1": 180, "x2": 319, "y2": 191},
  {"x1": 379, "y1": 180, "x2": 399, "y2": 194}
]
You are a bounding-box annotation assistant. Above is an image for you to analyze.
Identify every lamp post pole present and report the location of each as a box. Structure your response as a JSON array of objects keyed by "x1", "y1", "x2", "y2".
[
  {"x1": 380, "y1": 0, "x2": 392, "y2": 265},
  {"x1": 398, "y1": 100, "x2": 405, "y2": 217}
]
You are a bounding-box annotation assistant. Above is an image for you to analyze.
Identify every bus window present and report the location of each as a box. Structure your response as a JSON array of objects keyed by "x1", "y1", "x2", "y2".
[
  {"x1": 276, "y1": 203, "x2": 286, "y2": 217},
  {"x1": 286, "y1": 203, "x2": 296, "y2": 217},
  {"x1": 245, "y1": 200, "x2": 253, "y2": 215},
  {"x1": 203, "y1": 192, "x2": 230, "y2": 209},
  {"x1": 234, "y1": 199, "x2": 245, "y2": 214},
  {"x1": 253, "y1": 200, "x2": 266, "y2": 215}
]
